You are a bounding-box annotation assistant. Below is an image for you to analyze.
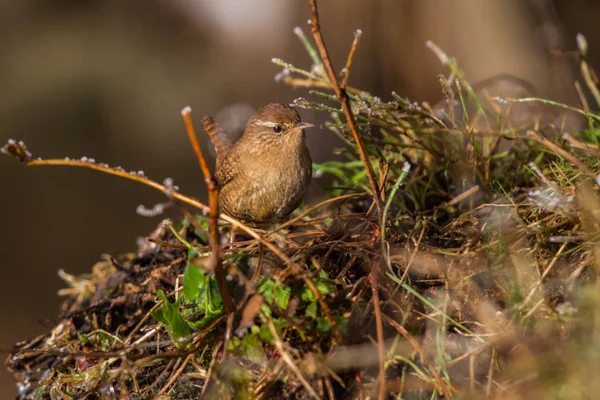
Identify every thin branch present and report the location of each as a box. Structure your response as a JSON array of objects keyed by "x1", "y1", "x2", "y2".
[
  {"x1": 527, "y1": 130, "x2": 598, "y2": 182},
  {"x1": 265, "y1": 317, "x2": 320, "y2": 399},
  {"x1": 308, "y1": 0, "x2": 382, "y2": 215},
  {"x1": 369, "y1": 272, "x2": 386, "y2": 400},
  {"x1": 383, "y1": 315, "x2": 452, "y2": 398},
  {"x1": 305, "y1": 2, "x2": 385, "y2": 356},
  {"x1": 563, "y1": 132, "x2": 600, "y2": 158},
  {"x1": 279, "y1": 76, "x2": 363, "y2": 95},
  {"x1": 268, "y1": 192, "x2": 368, "y2": 235},
  {"x1": 305, "y1": 12, "x2": 388, "y2": 374},
  {"x1": 181, "y1": 106, "x2": 234, "y2": 317},
  {"x1": 340, "y1": 29, "x2": 362, "y2": 88}
]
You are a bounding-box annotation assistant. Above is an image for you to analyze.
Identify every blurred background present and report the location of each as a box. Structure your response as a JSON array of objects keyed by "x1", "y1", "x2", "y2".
[{"x1": 1, "y1": 0, "x2": 598, "y2": 396}]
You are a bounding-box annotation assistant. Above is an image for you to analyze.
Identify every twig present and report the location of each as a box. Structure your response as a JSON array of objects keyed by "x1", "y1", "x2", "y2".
[
  {"x1": 201, "y1": 341, "x2": 222, "y2": 397},
  {"x1": 268, "y1": 192, "x2": 368, "y2": 235},
  {"x1": 279, "y1": 76, "x2": 363, "y2": 95},
  {"x1": 383, "y1": 315, "x2": 452, "y2": 398},
  {"x1": 340, "y1": 30, "x2": 362, "y2": 87},
  {"x1": 521, "y1": 241, "x2": 568, "y2": 306},
  {"x1": 368, "y1": 272, "x2": 386, "y2": 400},
  {"x1": 446, "y1": 185, "x2": 480, "y2": 207},
  {"x1": 182, "y1": 107, "x2": 234, "y2": 318},
  {"x1": 307, "y1": 0, "x2": 381, "y2": 358},
  {"x1": 563, "y1": 132, "x2": 600, "y2": 158},
  {"x1": 265, "y1": 317, "x2": 320, "y2": 399},
  {"x1": 159, "y1": 353, "x2": 194, "y2": 394},
  {"x1": 486, "y1": 346, "x2": 497, "y2": 398},
  {"x1": 526, "y1": 130, "x2": 598, "y2": 182},
  {"x1": 574, "y1": 81, "x2": 590, "y2": 113},
  {"x1": 307, "y1": 0, "x2": 381, "y2": 214}
]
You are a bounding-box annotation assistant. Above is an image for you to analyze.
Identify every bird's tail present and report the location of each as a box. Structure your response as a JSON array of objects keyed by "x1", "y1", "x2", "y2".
[{"x1": 202, "y1": 117, "x2": 233, "y2": 164}]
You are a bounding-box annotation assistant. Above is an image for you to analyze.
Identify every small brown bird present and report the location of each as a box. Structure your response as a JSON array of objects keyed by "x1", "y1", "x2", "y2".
[{"x1": 205, "y1": 103, "x2": 313, "y2": 222}]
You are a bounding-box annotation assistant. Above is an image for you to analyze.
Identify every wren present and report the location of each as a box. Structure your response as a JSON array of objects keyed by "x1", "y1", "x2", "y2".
[{"x1": 206, "y1": 103, "x2": 313, "y2": 222}]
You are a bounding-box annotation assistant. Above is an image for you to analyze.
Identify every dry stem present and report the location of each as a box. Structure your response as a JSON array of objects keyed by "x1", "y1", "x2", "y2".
[
  {"x1": 308, "y1": 0, "x2": 381, "y2": 213},
  {"x1": 182, "y1": 106, "x2": 234, "y2": 316}
]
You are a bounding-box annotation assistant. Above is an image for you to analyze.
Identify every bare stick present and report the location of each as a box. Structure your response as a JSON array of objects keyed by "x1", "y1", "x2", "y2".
[
  {"x1": 181, "y1": 106, "x2": 234, "y2": 317},
  {"x1": 280, "y1": 76, "x2": 363, "y2": 95},
  {"x1": 306, "y1": 2, "x2": 385, "y2": 355},
  {"x1": 268, "y1": 192, "x2": 368, "y2": 235},
  {"x1": 383, "y1": 315, "x2": 452, "y2": 398},
  {"x1": 446, "y1": 185, "x2": 480, "y2": 207},
  {"x1": 265, "y1": 317, "x2": 320, "y2": 399},
  {"x1": 305, "y1": 11, "x2": 387, "y2": 370},
  {"x1": 308, "y1": 0, "x2": 381, "y2": 214},
  {"x1": 563, "y1": 132, "x2": 600, "y2": 158},
  {"x1": 527, "y1": 130, "x2": 598, "y2": 182},
  {"x1": 340, "y1": 30, "x2": 362, "y2": 88},
  {"x1": 369, "y1": 272, "x2": 386, "y2": 400}
]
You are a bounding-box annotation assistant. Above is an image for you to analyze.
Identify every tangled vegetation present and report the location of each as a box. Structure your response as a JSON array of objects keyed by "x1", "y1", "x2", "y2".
[{"x1": 5, "y1": 1, "x2": 600, "y2": 399}]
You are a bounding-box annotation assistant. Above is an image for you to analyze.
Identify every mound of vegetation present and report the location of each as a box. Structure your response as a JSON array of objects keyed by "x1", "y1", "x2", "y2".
[{"x1": 5, "y1": 1, "x2": 600, "y2": 399}]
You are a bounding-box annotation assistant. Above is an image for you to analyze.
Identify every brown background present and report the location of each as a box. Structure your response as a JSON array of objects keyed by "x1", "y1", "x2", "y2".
[{"x1": 1, "y1": 0, "x2": 597, "y2": 396}]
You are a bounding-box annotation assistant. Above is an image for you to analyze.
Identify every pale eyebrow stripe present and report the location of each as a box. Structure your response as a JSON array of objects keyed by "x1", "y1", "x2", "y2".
[
  {"x1": 253, "y1": 120, "x2": 297, "y2": 130},
  {"x1": 254, "y1": 120, "x2": 278, "y2": 128}
]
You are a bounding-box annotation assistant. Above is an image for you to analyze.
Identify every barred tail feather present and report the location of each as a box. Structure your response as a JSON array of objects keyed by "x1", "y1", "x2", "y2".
[{"x1": 202, "y1": 116, "x2": 232, "y2": 163}]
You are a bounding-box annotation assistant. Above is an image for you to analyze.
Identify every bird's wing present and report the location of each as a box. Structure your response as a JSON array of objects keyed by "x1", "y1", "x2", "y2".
[{"x1": 215, "y1": 149, "x2": 237, "y2": 189}]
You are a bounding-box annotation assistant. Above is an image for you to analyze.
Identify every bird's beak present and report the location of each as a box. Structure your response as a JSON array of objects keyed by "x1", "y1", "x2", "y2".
[{"x1": 296, "y1": 122, "x2": 314, "y2": 129}]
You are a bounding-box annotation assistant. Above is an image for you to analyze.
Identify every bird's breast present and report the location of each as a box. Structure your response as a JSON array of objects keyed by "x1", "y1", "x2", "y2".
[{"x1": 219, "y1": 139, "x2": 311, "y2": 221}]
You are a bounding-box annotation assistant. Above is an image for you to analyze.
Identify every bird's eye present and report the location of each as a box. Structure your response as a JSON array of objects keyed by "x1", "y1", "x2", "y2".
[{"x1": 272, "y1": 125, "x2": 283, "y2": 134}]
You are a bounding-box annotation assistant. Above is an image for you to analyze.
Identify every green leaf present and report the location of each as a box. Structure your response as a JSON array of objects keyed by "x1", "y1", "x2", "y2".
[
  {"x1": 230, "y1": 333, "x2": 266, "y2": 361},
  {"x1": 257, "y1": 277, "x2": 290, "y2": 310},
  {"x1": 315, "y1": 279, "x2": 336, "y2": 295},
  {"x1": 183, "y1": 264, "x2": 205, "y2": 301},
  {"x1": 274, "y1": 284, "x2": 291, "y2": 310},
  {"x1": 301, "y1": 285, "x2": 315, "y2": 302},
  {"x1": 152, "y1": 290, "x2": 192, "y2": 340},
  {"x1": 316, "y1": 317, "x2": 332, "y2": 334},
  {"x1": 316, "y1": 316, "x2": 349, "y2": 335},
  {"x1": 257, "y1": 319, "x2": 289, "y2": 344},
  {"x1": 178, "y1": 264, "x2": 227, "y2": 331},
  {"x1": 306, "y1": 301, "x2": 318, "y2": 319},
  {"x1": 258, "y1": 277, "x2": 275, "y2": 304}
]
